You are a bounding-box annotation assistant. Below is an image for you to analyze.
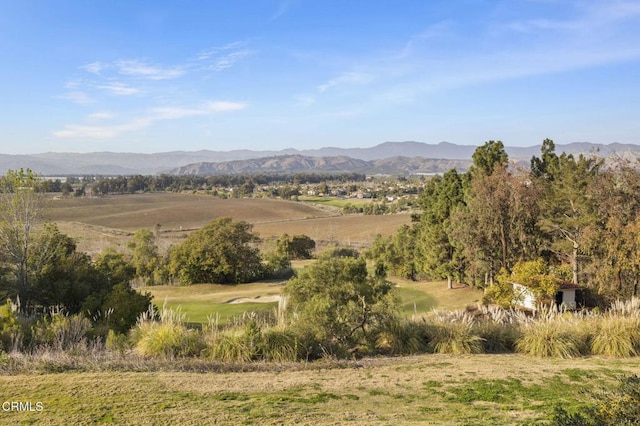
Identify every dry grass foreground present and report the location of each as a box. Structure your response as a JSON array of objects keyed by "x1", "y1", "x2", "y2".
[
  {"x1": 48, "y1": 193, "x2": 411, "y2": 255},
  {"x1": 2, "y1": 354, "x2": 639, "y2": 425}
]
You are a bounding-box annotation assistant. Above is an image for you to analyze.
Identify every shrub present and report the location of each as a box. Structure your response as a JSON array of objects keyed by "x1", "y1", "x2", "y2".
[
  {"x1": 375, "y1": 320, "x2": 427, "y2": 355},
  {"x1": 208, "y1": 333, "x2": 254, "y2": 362},
  {"x1": 132, "y1": 306, "x2": 204, "y2": 358},
  {"x1": 168, "y1": 217, "x2": 264, "y2": 284},
  {"x1": 551, "y1": 374, "x2": 640, "y2": 425},
  {"x1": 31, "y1": 313, "x2": 91, "y2": 351},
  {"x1": 105, "y1": 330, "x2": 130, "y2": 354},
  {"x1": 426, "y1": 319, "x2": 484, "y2": 355},
  {"x1": 260, "y1": 329, "x2": 299, "y2": 362},
  {"x1": 283, "y1": 255, "x2": 397, "y2": 352},
  {"x1": 0, "y1": 299, "x2": 23, "y2": 352},
  {"x1": 206, "y1": 320, "x2": 262, "y2": 362},
  {"x1": 590, "y1": 316, "x2": 640, "y2": 357},
  {"x1": 134, "y1": 322, "x2": 204, "y2": 357},
  {"x1": 474, "y1": 321, "x2": 520, "y2": 353},
  {"x1": 516, "y1": 320, "x2": 584, "y2": 358}
]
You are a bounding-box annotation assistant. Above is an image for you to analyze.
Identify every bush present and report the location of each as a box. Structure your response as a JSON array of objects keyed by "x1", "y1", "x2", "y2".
[
  {"x1": 105, "y1": 330, "x2": 130, "y2": 354},
  {"x1": 551, "y1": 374, "x2": 640, "y2": 425},
  {"x1": 0, "y1": 299, "x2": 23, "y2": 352},
  {"x1": 474, "y1": 321, "x2": 520, "y2": 354},
  {"x1": 516, "y1": 320, "x2": 585, "y2": 358},
  {"x1": 260, "y1": 329, "x2": 299, "y2": 362},
  {"x1": 134, "y1": 322, "x2": 204, "y2": 357},
  {"x1": 283, "y1": 255, "x2": 397, "y2": 353},
  {"x1": 426, "y1": 319, "x2": 484, "y2": 355},
  {"x1": 206, "y1": 320, "x2": 300, "y2": 362},
  {"x1": 31, "y1": 313, "x2": 91, "y2": 351},
  {"x1": 208, "y1": 333, "x2": 254, "y2": 362},
  {"x1": 375, "y1": 320, "x2": 427, "y2": 355},
  {"x1": 132, "y1": 306, "x2": 204, "y2": 358},
  {"x1": 590, "y1": 316, "x2": 640, "y2": 357},
  {"x1": 168, "y1": 217, "x2": 264, "y2": 284}
]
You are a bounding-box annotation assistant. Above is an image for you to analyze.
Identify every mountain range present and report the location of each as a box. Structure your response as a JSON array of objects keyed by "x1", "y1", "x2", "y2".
[{"x1": 1, "y1": 141, "x2": 638, "y2": 175}]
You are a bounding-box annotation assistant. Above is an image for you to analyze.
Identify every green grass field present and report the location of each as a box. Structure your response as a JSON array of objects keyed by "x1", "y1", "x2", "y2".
[
  {"x1": 139, "y1": 276, "x2": 483, "y2": 326},
  {"x1": 140, "y1": 282, "x2": 284, "y2": 325},
  {"x1": 298, "y1": 195, "x2": 373, "y2": 208},
  {"x1": 3, "y1": 354, "x2": 639, "y2": 424}
]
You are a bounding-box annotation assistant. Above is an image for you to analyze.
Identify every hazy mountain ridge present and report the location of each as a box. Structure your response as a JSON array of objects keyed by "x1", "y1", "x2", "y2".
[
  {"x1": 169, "y1": 155, "x2": 473, "y2": 175},
  {"x1": 1, "y1": 141, "x2": 638, "y2": 175}
]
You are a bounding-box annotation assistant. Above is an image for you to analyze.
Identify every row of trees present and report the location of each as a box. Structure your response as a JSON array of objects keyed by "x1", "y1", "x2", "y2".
[
  {"x1": 368, "y1": 139, "x2": 640, "y2": 304},
  {"x1": 88, "y1": 172, "x2": 366, "y2": 196}
]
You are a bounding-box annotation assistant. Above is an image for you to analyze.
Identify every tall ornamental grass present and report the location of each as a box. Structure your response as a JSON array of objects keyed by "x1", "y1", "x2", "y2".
[
  {"x1": 516, "y1": 319, "x2": 586, "y2": 358},
  {"x1": 131, "y1": 306, "x2": 205, "y2": 358},
  {"x1": 589, "y1": 315, "x2": 640, "y2": 358},
  {"x1": 425, "y1": 314, "x2": 484, "y2": 355}
]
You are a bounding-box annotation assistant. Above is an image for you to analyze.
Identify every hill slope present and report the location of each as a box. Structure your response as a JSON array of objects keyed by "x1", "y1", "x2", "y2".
[{"x1": 1, "y1": 141, "x2": 638, "y2": 175}]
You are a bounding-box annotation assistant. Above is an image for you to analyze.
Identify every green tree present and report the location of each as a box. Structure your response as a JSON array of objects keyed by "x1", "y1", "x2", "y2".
[
  {"x1": 127, "y1": 228, "x2": 165, "y2": 285},
  {"x1": 533, "y1": 143, "x2": 602, "y2": 284},
  {"x1": 284, "y1": 253, "x2": 397, "y2": 351},
  {"x1": 168, "y1": 217, "x2": 263, "y2": 284},
  {"x1": 275, "y1": 233, "x2": 316, "y2": 260},
  {"x1": 366, "y1": 226, "x2": 418, "y2": 280},
  {"x1": 102, "y1": 283, "x2": 152, "y2": 333},
  {"x1": 470, "y1": 140, "x2": 508, "y2": 177},
  {"x1": 0, "y1": 168, "x2": 49, "y2": 304},
  {"x1": 530, "y1": 138, "x2": 559, "y2": 179},
  {"x1": 94, "y1": 248, "x2": 135, "y2": 287},
  {"x1": 453, "y1": 143, "x2": 542, "y2": 287},
  {"x1": 583, "y1": 163, "x2": 640, "y2": 298},
  {"x1": 415, "y1": 169, "x2": 466, "y2": 288}
]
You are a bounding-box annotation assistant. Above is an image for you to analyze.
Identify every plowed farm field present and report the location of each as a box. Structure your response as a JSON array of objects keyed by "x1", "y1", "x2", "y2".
[{"x1": 48, "y1": 193, "x2": 411, "y2": 254}]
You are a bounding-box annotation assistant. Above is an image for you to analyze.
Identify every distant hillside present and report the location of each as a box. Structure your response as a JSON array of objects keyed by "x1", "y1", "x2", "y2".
[
  {"x1": 168, "y1": 154, "x2": 474, "y2": 175},
  {"x1": 0, "y1": 141, "x2": 638, "y2": 175}
]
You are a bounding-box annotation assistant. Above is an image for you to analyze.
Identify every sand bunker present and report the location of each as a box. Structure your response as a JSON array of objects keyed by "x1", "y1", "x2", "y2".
[{"x1": 227, "y1": 295, "x2": 282, "y2": 304}]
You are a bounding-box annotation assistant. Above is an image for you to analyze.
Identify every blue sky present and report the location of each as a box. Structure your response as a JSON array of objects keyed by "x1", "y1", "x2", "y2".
[{"x1": 1, "y1": 0, "x2": 640, "y2": 154}]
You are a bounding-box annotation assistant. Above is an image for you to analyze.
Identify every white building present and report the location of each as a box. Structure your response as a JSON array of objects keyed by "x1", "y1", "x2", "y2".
[{"x1": 512, "y1": 282, "x2": 580, "y2": 310}]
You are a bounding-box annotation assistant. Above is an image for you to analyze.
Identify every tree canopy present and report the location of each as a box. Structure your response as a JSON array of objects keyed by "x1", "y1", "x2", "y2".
[
  {"x1": 168, "y1": 217, "x2": 263, "y2": 284},
  {"x1": 369, "y1": 138, "x2": 640, "y2": 306},
  {"x1": 284, "y1": 252, "x2": 397, "y2": 350}
]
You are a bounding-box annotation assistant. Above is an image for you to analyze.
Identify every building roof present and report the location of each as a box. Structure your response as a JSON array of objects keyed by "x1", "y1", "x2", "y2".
[{"x1": 558, "y1": 282, "x2": 582, "y2": 290}]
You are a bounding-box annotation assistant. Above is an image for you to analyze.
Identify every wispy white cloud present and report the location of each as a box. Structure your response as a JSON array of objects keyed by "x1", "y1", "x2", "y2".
[
  {"x1": 58, "y1": 91, "x2": 94, "y2": 105},
  {"x1": 151, "y1": 101, "x2": 247, "y2": 119},
  {"x1": 195, "y1": 42, "x2": 252, "y2": 72},
  {"x1": 97, "y1": 82, "x2": 141, "y2": 96},
  {"x1": 80, "y1": 59, "x2": 183, "y2": 80},
  {"x1": 210, "y1": 50, "x2": 251, "y2": 71},
  {"x1": 288, "y1": 0, "x2": 640, "y2": 129},
  {"x1": 52, "y1": 118, "x2": 150, "y2": 139},
  {"x1": 53, "y1": 101, "x2": 247, "y2": 139},
  {"x1": 82, "y1": 61, "x2": 107, "y2": 74},
  {"x1": 397, "y1": 21, "x2": 453, "y2": 59},
  {"x1": 114, "y1": 60, "x2": 184, "y2": 80},
  {"x1": 87, "y1": 112, "x2": 114, "y2": 121},
  {"x1": 317, "y1": 72, "x2": 374, "y2": 92}
]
